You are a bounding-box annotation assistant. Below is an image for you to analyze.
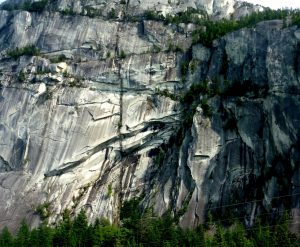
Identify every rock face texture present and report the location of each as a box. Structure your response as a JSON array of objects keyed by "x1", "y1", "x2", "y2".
[
  {"x1": 2, "y1": 0, "x2": 263, "y2": 19},
  {"x1": 0, "y1": 0, "x2": 299, "y2": 232}
]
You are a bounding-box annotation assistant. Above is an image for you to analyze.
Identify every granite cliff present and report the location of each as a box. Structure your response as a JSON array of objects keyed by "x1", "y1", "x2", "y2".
[{"x1": 0, "y1": 0, "x2": 299, "y2": 232}]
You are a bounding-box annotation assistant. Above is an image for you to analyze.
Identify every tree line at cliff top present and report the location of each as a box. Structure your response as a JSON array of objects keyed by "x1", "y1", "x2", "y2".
[
  {"x1": 139, "y1": 8, "x2": 300, "y2": 47},
  {"x1": 2, "y1": 1, "x2": 300, "y2": 48},
  {"x1": 188, "y1": 8, "x2": 300, "y2": 46},
  {"x1": 0, "y1": 198, "x2": 299, "y2": 247}
]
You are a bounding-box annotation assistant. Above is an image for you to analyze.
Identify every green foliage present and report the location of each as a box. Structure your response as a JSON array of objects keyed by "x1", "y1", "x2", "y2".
[
  {"x1": 0, "y1": 204, "x2": 300, "y2": 247},
  {"x1": 179, "y1": 76, "x2": 268, "y2": 122},
  {"x1": 155, "y1": 88, "x2": 178, "y2": 101},
  {"x1": 119, "y1": 50, "x2": 126, "y2": 59},
  {"x1": 52, "y1": 209, "x2": 76, "y2": 247},
  {"x1": 179, "y1": 80, "x2": 214, "y2": 120},
  {"x1": 180, "y1": 80, "x2": 209, "y2": 104},
  {"x1": 192, "y1": 19, "x2": 239, "y2": 47},
  {"x1": 62, "y1": 71, "x2": 70, "y2": 78},
  {"x1": 154, "y1": 148, "x2": 166, "y2": 167},
  {"x1": 0, "y1": 3, "x2": 15, "y2": 11},
  {"x1": 1, "y1": 0, "x2": 48, "y2": 12},
  {"x1": 93, "y1": 220, "x2": 128, "y2": 247},
  {"x1": 72, "y1": 209, "x2": 90, "y2": 246},
  {"x1": 107, "y1": 184, "x2": 113, "y2": 198},
  {"x1": 60, "y1": 6, "x2": 102, "y2": 18},
  {"x1": 167, "y1": 43, "x2": 183, "y2": 53},
  {"x1": 7, "y1": 45, "x2": 40, "y2": 60},
  {"x1": 23, "y1": 0, "x2": 48, "y2": 13},
  {"x1": 120, "y1": 197, "x2": 142, "y2": 228},
  {"x1": 44, "y1": 87, "x2": 53, "y2": 100},
  {"x1": 18, "y1": 71, "x2": 26, "y2": 82},
  {"x1": 15, "y1": 220, "x2": 30, "y2": 247},
  {"x1": 181, "y1": 60, "x2": 190, "y2": 76},
  {"x1": 143, "y1": 10, "x2": 164, "y2": 21},
  {"x1": 200, "y1": 98, "x2": 212, "y2": 118},
  {"x1": 35, "y1": 202, "x2": 51, "y2": 221},
  {"x1": 59, "y1": 8, "x2": 76, "y2": 16},
  {"x1": 0, "y1": 227, "x2": 13, "y2": 247},
  {"x1": 132, "y1": 8, "x2": 300, "y2": 48},
  {"x1": 28, "y1": 223, "x2": 53, "y2": 247},
  {"x1": 108, "y1": 8, "x2": 116, "y2": 19},
  {"x1": 141, "y1": 8, "x2": 207, "y2": 24},
  {"x1": 67, "y1": 78, "x2": 84, "y2": 88},
  {"x1": 37, "y1": 224, "x2": 53, "y2": 247},
  {"x1": 273, "y1": 212, "x2": 298, "y2": 247},
  {"x1": 212, "y1": 224, "x2": 227, "y2": 247},
  {"x1": 82, "y1": 7, "x2": 102, "y2": 18},
  {"x1": 174, "y1": 194, "x2": 192, "y2": 223},
  {"x1": 192, "y1": 9, "x2": 300, "y2": 47},
  {"x1": 292, "y1": 14, "x2": 300, "y2": 26},
  {"x1": 164, "y1": 9, "x2": 206, "y2": 25},
  {"x1": 190, "y1": 59, "x2": 197, "y2": 74},
  {"x1": 49, "y1": 54, "x2": 67, "y2": 63}
]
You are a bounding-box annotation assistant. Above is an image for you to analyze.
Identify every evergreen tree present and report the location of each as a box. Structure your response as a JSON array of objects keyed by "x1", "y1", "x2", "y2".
[
  {"x1": 37, "y1": 223, "x2": 53, "y2": 247},
  {"x1": 1, "y1": 200, "x2": 300, "y2": 247},
  {"x1": 15, "y1": 220, "x2": 30, "y2": 247},
  {"x1": 93, "y1": 222, "x2": 121, "y2": 247},
  {"x1": 84, "y1": 225, "x2": 94, "y2": 247},
  {"x1": 53, "y1": 209, "x2": 76, "y2": 247},
  {"x1": 224, "y1": 229, "x2": 235, "y2": 247},
  {"x1": 29, "y1": 228, "x2": 40, "y2": 247},
  {"x1": 213, "y1": 224, "x2": 227, "y2": 247},
  {"x1": 252, "y1": 219, "x2": 272, "y2": 247},
  {"x1": 0, "y1": 227, "x2": 14, "y2": 247},
  {"x1": 73, "y1": 209, "x2": 88, "y2": 246},
  {"x1": 161, "y1": 212, "x2": 178, "y2": 246},
  {"x1": 273, "y1": 212, "x2": 299, "y2": 247},
  {"x1": 231, "y1": 222, "x2": 249, "y2": 247},
  {"x1": 196, "y1": 224, "x2": 206, "y2": 247}
]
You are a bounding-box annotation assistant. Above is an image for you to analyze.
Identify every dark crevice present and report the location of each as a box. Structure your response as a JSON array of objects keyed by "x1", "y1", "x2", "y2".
[{"x1": 0, "y1": 155, "x2": 12, "y2": 172}]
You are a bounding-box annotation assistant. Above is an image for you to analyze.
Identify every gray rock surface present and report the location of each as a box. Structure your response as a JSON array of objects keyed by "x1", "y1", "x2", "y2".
[
  {"x1": 0, "y1": 0, "x2": 299, "y2": 232},
  {"x1": 1, "y1": 0, "x2": 263, "y2": 19}
]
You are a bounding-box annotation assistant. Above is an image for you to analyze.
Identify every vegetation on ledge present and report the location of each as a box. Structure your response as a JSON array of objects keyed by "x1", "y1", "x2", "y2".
[
  {"x1": 191, "y1": 9, "x2": 300, "y2": 47},
  {"x1": 7, "y1": 45, "x2": 40, "y2": 60},
  {"x1": 2, "y1": 2, "x2": 300, "y2": 49},
  {"x1": 127, "y1": 8, "x2": 300, "y2": 47},
  {"x1": 1, "y1": 0, "x2": 48, "y2": 12}
]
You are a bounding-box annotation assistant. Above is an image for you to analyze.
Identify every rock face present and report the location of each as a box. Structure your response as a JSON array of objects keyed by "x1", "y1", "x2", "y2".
[
  {"x1": 0, "y1": 0, "x2": 299, "y2": 232},
  {"x1": 1, "y1": 0, "x2": 263, "y2": 19}
]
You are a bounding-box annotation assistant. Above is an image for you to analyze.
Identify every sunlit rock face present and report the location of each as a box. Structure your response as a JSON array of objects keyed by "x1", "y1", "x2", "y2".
[
  {"x1": 41, "y1": 0, "x2": 259, "y2": 19},
  {"x1": 0, "y1": 0, "x2": 300, "y2": 232},
  {"x1": 54, "y1": 0, "x2": 235, "y2": 18}
]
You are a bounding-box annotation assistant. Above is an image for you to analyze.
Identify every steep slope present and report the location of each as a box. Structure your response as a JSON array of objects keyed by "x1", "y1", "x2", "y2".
[
  {"x1": 0, "y1": 0, "x2": 299, "y2": 232},
  {"x1": 1, "y1": 0, "x2": 263, "y2": 19}
]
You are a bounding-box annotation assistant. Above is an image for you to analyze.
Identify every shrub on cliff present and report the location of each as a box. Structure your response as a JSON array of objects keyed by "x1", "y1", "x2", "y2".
[
  {"x1": 7, "y1": 45, "x2": 40, "y2": 59},
  {"x1": 1, "y1": 0, "x2": 48, "y2": 13},
  {"x1": 23, "y1": 0, "x2": 48, "y2": 13}
]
